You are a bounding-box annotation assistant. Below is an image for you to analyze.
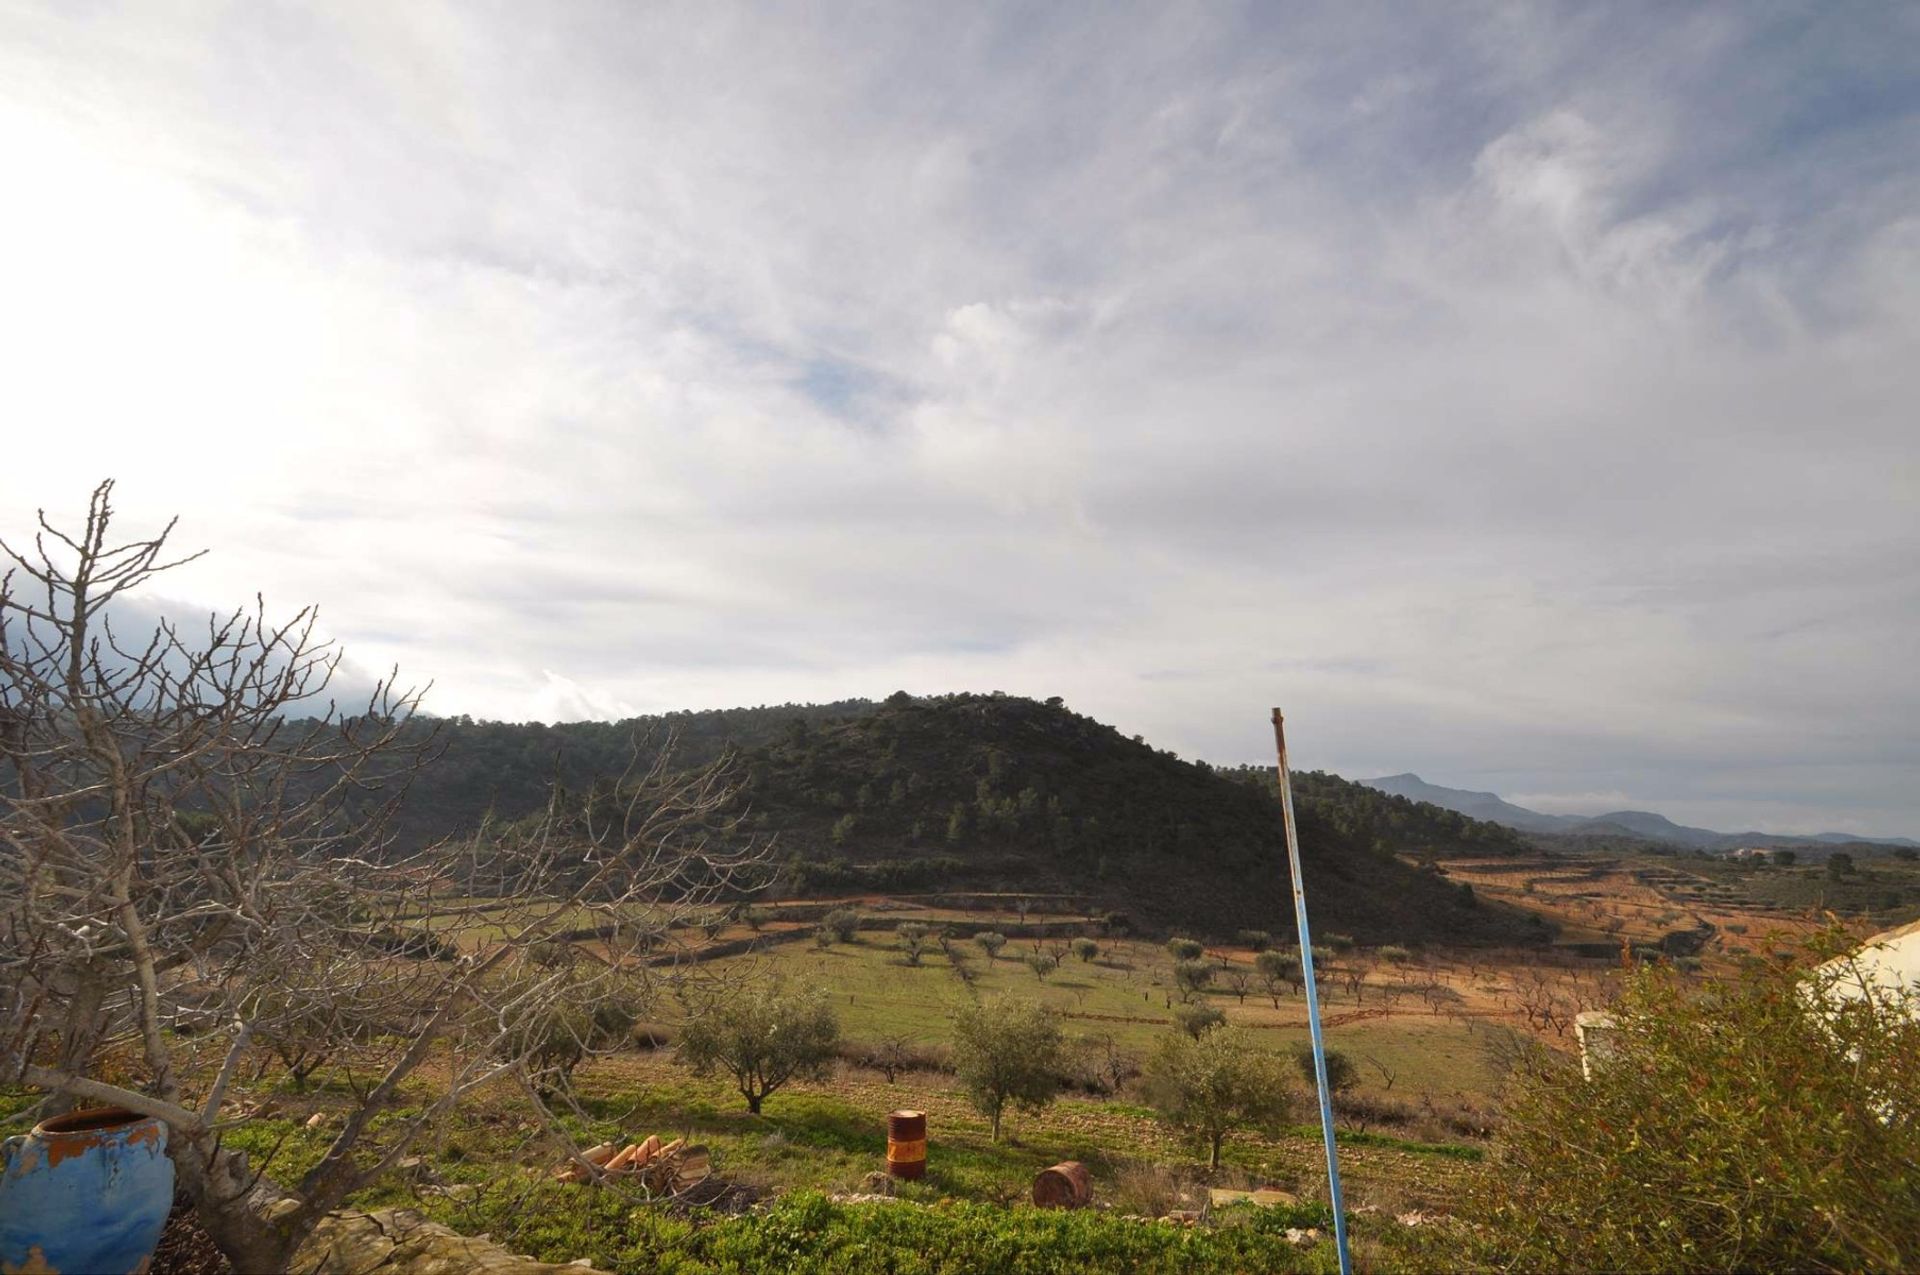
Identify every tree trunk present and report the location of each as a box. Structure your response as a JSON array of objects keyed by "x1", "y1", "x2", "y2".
[
  {"x1": 990, "y1": 1108, "x2": 1002, "y2": 1142},
  {"x1": 45, "y1": 970, "x2": 108, "y2": 1117},
  {"x1": 747, "y1": 1091, "x2": 763, "y2": 1114},
  {"x1": 1209, "y1": 1133, "x2": 1223, "y2": 1169},
  {"x1": 172, "y1": 1139, "x2": 300, "y2": 1274}
]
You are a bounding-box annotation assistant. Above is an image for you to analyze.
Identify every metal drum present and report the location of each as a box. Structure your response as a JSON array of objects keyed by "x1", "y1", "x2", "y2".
[{"x1": 885, "y1": 1109, "x2": 926, "y2": 1180}]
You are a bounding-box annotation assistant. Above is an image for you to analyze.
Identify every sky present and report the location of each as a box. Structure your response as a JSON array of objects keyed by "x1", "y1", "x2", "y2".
[{"x1": 1, "y1": 2, "x2": 1915, "y2": 837}]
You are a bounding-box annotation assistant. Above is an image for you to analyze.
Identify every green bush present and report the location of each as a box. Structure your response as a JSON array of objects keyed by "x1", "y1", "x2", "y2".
[
  {"x1": 1172, "y1": 1003, "x2": 1225, "y2": 1039},
  {"x1": 1466, "y1": 933, "x2": 1920, "y2": 1272},
  {"x1": 1290, "y1": 1046, "x2": 1356, "y2": 1095},
  {"x1": 435, "y1": 1187, "x2": 1341, "y2": 1273}
]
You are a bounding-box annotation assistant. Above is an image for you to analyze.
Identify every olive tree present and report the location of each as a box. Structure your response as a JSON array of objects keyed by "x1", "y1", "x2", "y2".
[
  {"x1": 0, "y1": 484, "x2": 769, "y2": 1272},
  {"x1": 950, "y1": 997, "x2": 1064, "y2": 1141},
  {"x1": 1173, "y1": 958, "x2": 1214, "y2": 1000},
  {"x1": 1142, "y1": 1028, "x2": 1296, "y2": 1168},
  {"x1": 897, "y1": 921, "x2": 931, "y2": 966},
  {"x1": 975, "y1": 931, "x2": 1007, "y2": 960},
  {"x1": 1254, "y1": 949, "x2": 1296, "y2": 1006},
  {"x1": 675, "y1": 983, "x2": 840, "y2": 1113}
]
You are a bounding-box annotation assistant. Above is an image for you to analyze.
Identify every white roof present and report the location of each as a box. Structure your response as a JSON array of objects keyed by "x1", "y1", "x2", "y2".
[{"x1": 1818, "y1": 919, "x2": 1920, "y2": 1013}]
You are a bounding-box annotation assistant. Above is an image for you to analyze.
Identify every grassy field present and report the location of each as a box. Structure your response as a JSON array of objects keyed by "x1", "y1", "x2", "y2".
[{"x1": 22, "y1": 846, "x2": 1884, "y2": 1273}]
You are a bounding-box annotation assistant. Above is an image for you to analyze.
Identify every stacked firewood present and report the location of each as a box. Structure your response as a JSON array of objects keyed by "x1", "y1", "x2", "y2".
[{"x1": 550, "y1": 1134, "x2": 711, "y2": 1192}]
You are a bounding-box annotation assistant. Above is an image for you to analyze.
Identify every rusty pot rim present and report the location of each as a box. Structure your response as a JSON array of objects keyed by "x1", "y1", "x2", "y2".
[{"x1": 32, "y1": 1105, "x2": 160, "y2": 1138}]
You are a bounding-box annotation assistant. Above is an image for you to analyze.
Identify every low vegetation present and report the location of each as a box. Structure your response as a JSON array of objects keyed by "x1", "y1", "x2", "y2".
[{"x1": 1466, "y1": 931, "x2": 1920, "y2": 1272}]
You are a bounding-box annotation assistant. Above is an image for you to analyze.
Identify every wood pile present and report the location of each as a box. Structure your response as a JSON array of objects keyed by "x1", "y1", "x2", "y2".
[{"x1": 549, "y1": 1135, "x2": 710, "y2": 1192}]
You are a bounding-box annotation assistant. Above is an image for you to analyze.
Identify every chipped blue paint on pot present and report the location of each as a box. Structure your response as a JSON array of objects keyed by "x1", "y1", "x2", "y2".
[{"x1": 0, "y1": 1106, "x2": 174, "y2": 1274}]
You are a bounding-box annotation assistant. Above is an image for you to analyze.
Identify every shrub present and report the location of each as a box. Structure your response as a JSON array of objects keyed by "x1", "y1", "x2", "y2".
[
  {"x1": 1142, "y1": 1028, "x2": 1297, "y2": 1167},
  {"x1": 1291, "y1": 1045, "x2": 1357, "y2": 1095},
  {"x1": 1235, "y1": 929, "x2": 1273, "y2": 952},
  {"x1": 824, "y1": 908, "x2": 862, "y2": 942},
  {"x1": 950, "y1": 997, "x2": 1065, "y2": 1140},
  {"x1": 676, "y1": 983, "x2": 840, "y2": 1113},
  {"x1": 1173, "y1": 1003, "x2": 1225, "y2": 1039},
  {"x1": 1465, "y1": 932, "x2": 1920, "y2": 1272}
]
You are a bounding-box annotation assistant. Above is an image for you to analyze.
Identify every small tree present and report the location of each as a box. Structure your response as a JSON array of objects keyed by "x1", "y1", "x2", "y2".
[
  {"x1": 1222, "y1": 966, "x2": 1252, "y2": 1004},
  {"x1": 1167, "y1": 937, "x2": 1205, "y2": 962},
  {"x1": 1174, "y1": 1002, "x2": 1226, "y2": 1039},
  {"x1": 813, "y1": 925, "x2": 835, "y2": 949},
  {"x1": 950, "y1": 998, "x2": 1064, "y2": 1141},
  {"x1": 1827, "y1": 852, "x2": 1856, "y2": 878},
  {"x1": 1292, "y1": 1045, "x2": 1358, "y2": 1096},
  {"x1": 676, "y1": 984, "x2": 840, "y2": 1114},
  {"x1": 897, "y1": 921, "x2": 931, "y2": 965},
  {"x1": 1173, "y1": 959, "x2": 1214, "y2": 1000},
  {"x1": 1236, "y1": 929, "x2": 1273, "y2": 952},
  {"x1": 976, "y1": 931, "x2": 1007, "y2": 961},
  {"x1": 1025, "y1": 952, "x2": 1059, "y2": 982},
  {"x1": 1142, "y1": 1028, "x2": 1296, "y2": 1167},
  {"x1": 824, "y1": 907, "x2": 862, "y2": 943},
  {"x1": 1072, "y1": 937, "x2": 1099, "y2": 963},
  {"x1": 1771, "y1": 849, "x2": 1797, "y2": 867},
  {"x1": 1255, "y1": 950, "x2": 1293, "y2": 1006}
]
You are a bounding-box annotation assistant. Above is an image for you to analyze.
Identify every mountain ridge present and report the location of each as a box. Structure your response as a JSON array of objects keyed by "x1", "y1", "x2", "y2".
[{"x1": 1360, "y1": 773, "x2": 1918, "y2": 851}]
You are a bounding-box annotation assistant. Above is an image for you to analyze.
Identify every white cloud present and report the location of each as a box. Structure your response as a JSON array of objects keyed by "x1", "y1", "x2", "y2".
[{"x1": 1, "y1": 2, "x2": 1914, "y2": 836}]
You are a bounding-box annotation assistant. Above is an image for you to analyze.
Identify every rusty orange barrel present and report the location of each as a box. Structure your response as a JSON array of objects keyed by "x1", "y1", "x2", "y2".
[
  {"x1": 1032, "y1": 1160, "x2": 1092, "y2": 1208},
  {"x1": 885, "y1": 1109, "x2": 926, "y2": 1179}
]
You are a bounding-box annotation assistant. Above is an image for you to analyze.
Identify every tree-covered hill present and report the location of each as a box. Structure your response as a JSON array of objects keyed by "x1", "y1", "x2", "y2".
[
  {"x1": 357, "y1": 692, "x2": 1539, "y2": 942},
  {"x1": 719, "y1": 692, "x2": 1537, "y2": 942},
  {"x1": 356, "y1": 699, "x2": 880, "y2": 849}
]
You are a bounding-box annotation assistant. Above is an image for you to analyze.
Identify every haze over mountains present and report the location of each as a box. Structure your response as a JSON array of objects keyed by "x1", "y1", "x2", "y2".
[{"x1": 1360, "y1": 774, "x2": 1919, "y2": 852}]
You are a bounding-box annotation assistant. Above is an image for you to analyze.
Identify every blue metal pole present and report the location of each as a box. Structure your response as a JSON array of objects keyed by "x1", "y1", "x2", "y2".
[{"x1": 1272, "y1": 708, "x2": 1352, "y2": 1275}]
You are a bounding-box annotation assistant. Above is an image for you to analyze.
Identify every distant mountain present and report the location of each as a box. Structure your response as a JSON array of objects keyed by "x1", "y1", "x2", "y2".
[
  {"x1": 1359, "y1": 774, "x2": 1574, "y2": 834},
  {"x1": 1359, "y1": 774, "x2": 1918, "y2": 852}
]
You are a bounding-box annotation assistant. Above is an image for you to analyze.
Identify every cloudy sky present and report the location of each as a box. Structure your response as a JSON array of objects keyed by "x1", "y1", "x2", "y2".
[{"x1": 2, "y1": 3, "x2": 1915, "y2": 836}]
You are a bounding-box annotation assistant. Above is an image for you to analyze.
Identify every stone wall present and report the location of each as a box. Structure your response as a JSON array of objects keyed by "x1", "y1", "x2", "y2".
[{"x1": 293, "y1": 1209, "x2": 607, "y2": 1275}]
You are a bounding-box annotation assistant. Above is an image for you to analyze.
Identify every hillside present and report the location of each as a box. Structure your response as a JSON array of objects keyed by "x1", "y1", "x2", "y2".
[
  {"x1": 718, "y1": 693, "x2": 1539, "y2": 942},
  {"x1": 352, "y1": 699, "x2": 882, "y2": 848}
]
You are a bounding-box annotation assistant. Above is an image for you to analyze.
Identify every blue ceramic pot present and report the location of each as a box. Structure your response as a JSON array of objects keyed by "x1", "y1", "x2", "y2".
[{"x1": 0, "y1": 1105, "x2": 175, "y2": 1275}]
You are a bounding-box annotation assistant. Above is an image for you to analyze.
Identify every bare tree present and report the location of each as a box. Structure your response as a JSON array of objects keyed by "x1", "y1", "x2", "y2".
[{"x1": 1, "y1": 484, "x2": 769, "y2": 1272}]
